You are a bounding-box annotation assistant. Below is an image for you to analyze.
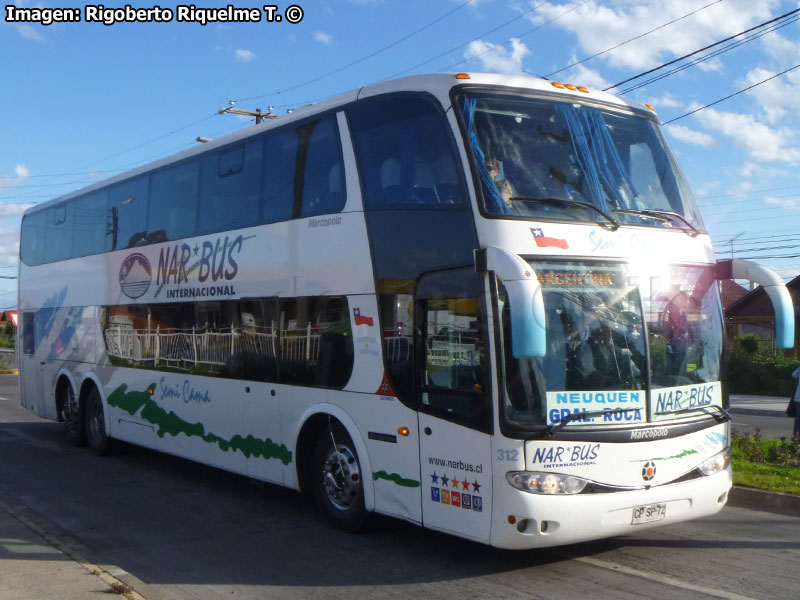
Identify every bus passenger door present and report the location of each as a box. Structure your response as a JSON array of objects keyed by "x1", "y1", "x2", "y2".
[
  {"x1": 19, "y1": 311, "x2": 44, "y2": 415},
  {"x1": 416, "y1": 269, "x2": 493, "y2": 544}
]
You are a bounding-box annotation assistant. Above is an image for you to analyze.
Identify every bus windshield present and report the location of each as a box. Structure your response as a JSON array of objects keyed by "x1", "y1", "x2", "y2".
[
  {"x1": 499, "y1": 261, "x2": 724, "y2": 430},
  {"x1": 460, "y1": 91, "x2": 703, "y2": 230}
]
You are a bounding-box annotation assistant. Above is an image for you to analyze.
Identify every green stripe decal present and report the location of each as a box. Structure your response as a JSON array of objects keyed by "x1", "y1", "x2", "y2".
[
  {"x1": 373, "y1": 470, "x2": 420, "y2": 488},
  {"x1": 107, "y1": 383, "x2": 292, "y2": 465}
]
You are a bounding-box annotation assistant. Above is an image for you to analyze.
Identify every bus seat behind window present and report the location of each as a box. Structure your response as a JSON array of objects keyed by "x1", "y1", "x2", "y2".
[
  {"x1": 380, "y1": 158, "x2": 406, "y2": 204},
  {"x1": 411, "y1": 160, "x2": 436, "y2": 204}
]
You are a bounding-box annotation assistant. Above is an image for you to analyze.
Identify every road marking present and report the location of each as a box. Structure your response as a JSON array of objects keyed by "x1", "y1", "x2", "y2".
[{"x1": 568, "y1": 554, "x2": 758, "y2": 600}]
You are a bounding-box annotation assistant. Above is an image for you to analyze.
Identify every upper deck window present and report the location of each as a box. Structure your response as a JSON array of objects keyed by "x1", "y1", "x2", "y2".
[
  {"x1": 349, "y1": 95, "x2": 466, "y2": 209},
  {"x1": 459, "y1": 92, "x2": 704, "y2": 231}
]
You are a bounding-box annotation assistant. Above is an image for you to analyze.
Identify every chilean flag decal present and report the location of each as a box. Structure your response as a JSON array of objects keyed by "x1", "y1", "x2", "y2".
[
  {"x1": 353, "y1": 307, "x2": 374, "y2": 327},
  {"x1": 531, "y1": 228, "x2": 569, "y2": 249}
]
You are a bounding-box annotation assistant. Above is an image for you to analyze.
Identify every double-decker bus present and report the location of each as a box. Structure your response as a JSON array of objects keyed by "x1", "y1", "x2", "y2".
[{"x1": 18, "y1": 73, "x2": 795, "y2": 549}]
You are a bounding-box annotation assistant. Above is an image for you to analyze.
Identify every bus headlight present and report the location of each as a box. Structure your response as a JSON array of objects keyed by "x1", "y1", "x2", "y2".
[
  {"x1": 506, "y1": 471, "x2": 588, "y2": 495},
  {"x1": 698, "y1": 450, "x2": 730, "y2": 476}
]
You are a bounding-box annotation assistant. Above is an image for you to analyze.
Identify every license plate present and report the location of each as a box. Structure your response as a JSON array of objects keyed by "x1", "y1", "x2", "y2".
[{"x1": 631, "y1": 503, "x2": 666, "y2": 525}]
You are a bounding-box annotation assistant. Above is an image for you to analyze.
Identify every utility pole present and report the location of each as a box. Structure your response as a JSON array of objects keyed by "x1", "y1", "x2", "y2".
[{"x1": 218, "y1": 100, "x2": 277, "y2": 124}]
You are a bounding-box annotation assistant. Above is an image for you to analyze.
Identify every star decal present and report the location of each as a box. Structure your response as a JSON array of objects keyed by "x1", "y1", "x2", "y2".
[
  {"x1": 441, "y1": 474, "x2": 449, "y2": 487},
  {"x1": 472, "y1": 480, "x2": 481, "y2": 493},
  {"x1": 462, "y1": 478, "x2": 470, "y2": 491},
  {"x1": 430, "y1": 472, "x2": 439, "y2": 485},
  {"x1": 193, "y1": 244, "x2": 200, "y2": 256},
  {"x1": 451, "y1": 477, "x2": 460, "y2": 488}
]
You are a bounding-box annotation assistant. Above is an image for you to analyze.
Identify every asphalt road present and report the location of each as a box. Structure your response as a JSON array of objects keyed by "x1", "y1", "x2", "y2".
[{"x1": 1, "y1": 373, "x2": 799, "y2": 600}]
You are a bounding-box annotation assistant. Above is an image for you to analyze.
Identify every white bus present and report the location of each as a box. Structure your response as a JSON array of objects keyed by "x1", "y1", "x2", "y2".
[{"x1": 18, "y1": 73, "x2": 795, "y2": 549}]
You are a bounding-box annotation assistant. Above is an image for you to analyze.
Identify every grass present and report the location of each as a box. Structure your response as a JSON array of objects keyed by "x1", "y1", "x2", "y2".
[{"x1": 730, "y1": 429, "x2": 800, "y2": 495}]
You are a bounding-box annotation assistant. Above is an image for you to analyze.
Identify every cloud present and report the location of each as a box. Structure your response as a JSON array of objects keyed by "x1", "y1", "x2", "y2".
[
  {"x1": 530, "y1": 0, "x2": 781, "y2": 71},
  {"x1": 740, "y1": 65, "x2": 800, "y2": 124},
  {"x1": 0, "y1": 164, "x2": 30, "y2": 189},
  {"x1": 0, "y1": 203, "x2": 34, "y2": 217},
  {"x1": 737, "y1": 162, "x2": 788, "y2": 178},
  {"x1": 761, "y1": 31, "x2": 800, "y2": 64},
  {"x1": 666, "y1": 124, "x2": 715, "y2": 147},
  {"x1": 314, "y1": 31, "x2": 333, "y2": 45},
  {"x1": 235, "y1": 49, "x2": 255, "y2": 63},
  {"x1": 646, "y1": 93, "x2": 682, "y2": 109},
  {"x1": 16, "y1": 24, "x2": 45, "y2": 43},
  {"x1": 566, "y1": 59, "x2": 611, "y2": 90},
  {"x1": 764, "y1": 196, "x2": 800, "y2": 210},
  {"x1": 693, "y1": 107, "x2": 800, "y2": 163},
  {"x1": 464, "y1": 38, "x2": 530, "y2": 74}
]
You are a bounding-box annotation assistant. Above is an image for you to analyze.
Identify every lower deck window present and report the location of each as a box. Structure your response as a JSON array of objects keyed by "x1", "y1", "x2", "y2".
[{"x1": 102, "y1": 296, "x2": 353, "y2": 389}]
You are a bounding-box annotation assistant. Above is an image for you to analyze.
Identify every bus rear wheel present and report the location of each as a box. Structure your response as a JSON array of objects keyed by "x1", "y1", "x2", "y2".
[
  {"x1": 312, "y1": 424, "x2": 367, "y2": 532},
  {"x1": 61, "y1": 383, "x2": 86, "y2": 447},
  {"x1": 84, "y1": 387, "x2": 111, "y2": 455}
]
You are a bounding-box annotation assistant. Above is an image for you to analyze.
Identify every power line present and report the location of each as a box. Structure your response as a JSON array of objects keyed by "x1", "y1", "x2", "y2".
[
  {"x1": 546, "y1": 0, "x2": 723, "y2": 79},
  {"x1": 604, "y1": 7, "x2": 800, "y2": 91},
  {"x1": 439, "y1": 0, "x2": 593, "y2": 74},
  {"x1": 618, "y1": 13, "x2": 800, "y2": 95},
  {"x1": 235, "y1": 0, "x2": 474, "y2": 103},
  {"x1": 697, "y1": 183, "x2": 800, "y2": 202},
  {"x1": 382, "y1": 2, "x2": 548, "y2": 81},
  {"x1": 661, "y1": 63, "x2": 800, "y2": 126},
  {"x1": 713, "y1": 232, "x2": 800, "y2": 243}
]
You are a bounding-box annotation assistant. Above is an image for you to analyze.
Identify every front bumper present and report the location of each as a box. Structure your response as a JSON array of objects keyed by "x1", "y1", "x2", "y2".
[{"x1": 489, "y1": 466, "x2": 731, "y2": 549}]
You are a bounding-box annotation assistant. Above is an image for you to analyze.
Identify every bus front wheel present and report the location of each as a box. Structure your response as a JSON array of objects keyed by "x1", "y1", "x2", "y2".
[
  {"x1": 84, "y1": 387, "x2": 111, "y2": 455},
  {"x1": 312, "y1": 423, "x2": 367, "y2": 532}
]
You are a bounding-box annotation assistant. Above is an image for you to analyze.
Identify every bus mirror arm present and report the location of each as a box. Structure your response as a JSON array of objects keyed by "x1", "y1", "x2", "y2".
[
  {"x1": 476, "y1": 247, "x2": 546, "y2": 358},
  {"x1": 716, "y1": 259, "x2": 795, "y2": 349}
]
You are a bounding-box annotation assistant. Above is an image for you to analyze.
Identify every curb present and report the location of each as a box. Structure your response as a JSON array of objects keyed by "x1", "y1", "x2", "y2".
[
  {"x1": 728, "y1": 486, "x2": 800, "y2": 516},
  {"x1": 0, "y1": 498, "x2": 147, "y2": 600}
]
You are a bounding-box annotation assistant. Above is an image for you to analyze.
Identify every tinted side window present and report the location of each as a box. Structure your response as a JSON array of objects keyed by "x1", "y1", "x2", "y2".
[
  {"x1": 199, "y1": 142, "x2": 263, "y2": 234},
  {"x1": 299, "y1": 116, "x2": 345, "y2": 217},
  {"x1": 149, "y1": 160, "x2": 200, "y2": 243},
  {"x1": 240, "y1": 298, "x2": 280, "y2": 382},
  {"x1": 21, "y1": 211, "x2": 47, "y2": 266},
  {"x1": 44, "y1": 204, "x2": 74, "y2": 263},
  {"x1": 101, "y1": 296, "x2": 352, "y2": 388},
  {"x1": 263, "y1": 128, "x2": 297, "y2": 223},
  {"x1": 72, "y1": 190, "x2": 111, "y2": 257},
  {"x1": 349, "y1": 96, "x2": 466, "y2": 209},
  {"x1": 110, "y1": 176, "x2": 149, "y2": 249}
]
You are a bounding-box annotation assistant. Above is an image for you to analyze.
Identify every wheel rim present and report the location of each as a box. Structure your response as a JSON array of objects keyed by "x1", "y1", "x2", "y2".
[
  {"x1": 88, "y1": 397, "x2": 105, "y2": 445},
  {"x1": 321, "y1": 443, "x2": 361, "y2": 511},
  {"x1": 63, "y1": 387, "x2": 78, "y2": 433}
]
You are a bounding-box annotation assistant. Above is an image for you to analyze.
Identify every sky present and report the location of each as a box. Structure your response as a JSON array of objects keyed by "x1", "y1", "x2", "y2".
[{"x1": 2, "y1": 0, "x2": 800, "y2": 310}]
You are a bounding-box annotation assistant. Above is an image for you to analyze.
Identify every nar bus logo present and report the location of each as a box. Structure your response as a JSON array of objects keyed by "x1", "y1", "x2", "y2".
[{"x1": 119, "y1": 253, "x2": 152, "y2": 299}]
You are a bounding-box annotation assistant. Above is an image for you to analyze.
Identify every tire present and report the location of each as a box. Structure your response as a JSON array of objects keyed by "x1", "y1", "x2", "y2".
[
  {"x1": 84, "y1": 386, "x2": 112, "y2": 455},
  {"x1": 61, "y1": 383, "x2": 86, "y2": 447},
  {"x1": 312, "y1": 423, "x2": 368, "y2": 532}
]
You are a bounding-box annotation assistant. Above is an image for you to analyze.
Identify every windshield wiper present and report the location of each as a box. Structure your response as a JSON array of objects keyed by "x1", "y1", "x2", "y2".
[
  {"x1": 510, "y1": 197, "x2": 620, "y2": 231},
  {"x1": 612, "y1": 209, "x2": 700, "y2": 237},
  {"x1": 545, "y1": 406, "x2": 642, "y2": 436},
  {"x1": 666, "y1": 404, "x2": 731, "y2": 422}
]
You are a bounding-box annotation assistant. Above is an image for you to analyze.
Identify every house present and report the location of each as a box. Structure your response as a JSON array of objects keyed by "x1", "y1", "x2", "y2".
[
  {"x1": 724, "y1": 274, "x2": 800, "y2": 355},
  {"x1": 0, "y1": 310, "x2": 17, "y2": 328}
]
